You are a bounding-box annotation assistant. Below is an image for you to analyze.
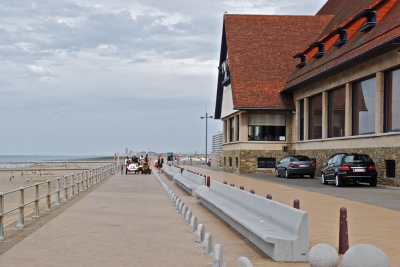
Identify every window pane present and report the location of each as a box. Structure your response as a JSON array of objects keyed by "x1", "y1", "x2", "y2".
[
  {"x1": 309, "y1": 94, "x2": 322, "y2": 139},
  {"x1": 300, "y1": 100, "x2": 304, "y2": 141},
  {"x1": 248, "y1": 114, "x2": 286, "y2": 141},
  {"x1": 328, "y1": 87, "x2": 346, "y2": 137},
  {"x1": 386, "y1": 69, "x2": 400, "y2": 132},
  {"x1": 353, "y1": 77, "x2": 376, "y2": 135},
  {"x1": 230, "y1": 118, "x2": 234, "y2": 142}
]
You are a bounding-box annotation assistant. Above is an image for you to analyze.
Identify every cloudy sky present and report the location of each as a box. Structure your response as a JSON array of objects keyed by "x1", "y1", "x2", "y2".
[{"x1": 0, "y1": 0, "x2": 327, "y2": 156}]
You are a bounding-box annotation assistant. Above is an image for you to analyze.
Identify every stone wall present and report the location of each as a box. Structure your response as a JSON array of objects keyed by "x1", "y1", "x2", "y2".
[{"x1": 210, "y1": 151, "x2": 223, "y2": 168}]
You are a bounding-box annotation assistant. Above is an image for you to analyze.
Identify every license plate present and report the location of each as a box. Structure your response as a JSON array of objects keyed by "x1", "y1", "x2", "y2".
[
  {"x1": 353, "y1": 168, "x2": 365, "y2": 172},
  {"x1": 298, "y1": 164, "x2": 307, "y2": 167}
]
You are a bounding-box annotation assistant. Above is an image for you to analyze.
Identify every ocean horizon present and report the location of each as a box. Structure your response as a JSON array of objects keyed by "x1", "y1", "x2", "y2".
[{"x1": 0, "y1": 155, "x2": 111, "y2": 165}]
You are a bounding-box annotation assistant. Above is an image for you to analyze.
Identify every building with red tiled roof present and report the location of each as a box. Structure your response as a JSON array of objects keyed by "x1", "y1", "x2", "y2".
[{"x1": 214, "y1": 0, "x2": 400, "y2": 186}]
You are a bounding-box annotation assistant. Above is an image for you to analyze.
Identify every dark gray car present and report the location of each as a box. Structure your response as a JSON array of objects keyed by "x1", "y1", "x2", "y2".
[{"x1": 275, "y1": 155, "x2": 316, "y2": 178}]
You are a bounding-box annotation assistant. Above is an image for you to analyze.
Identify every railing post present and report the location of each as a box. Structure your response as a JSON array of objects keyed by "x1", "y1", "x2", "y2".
[
  {"x1": 45, "y1": 180, "x2": 52, "y2": 212},
  {"x1": 0, "y1": 192, "x2": 5, "y2": 241},
  {"x1": 70, "y1": 174, "x2": 75, "y2": 198},
  {"x1": 33, "y1": 183, "x2": 40, "y2": 219},
  {"x1": 76, "y1": 173, "x2": 80, "y2": 194},
  {"x1": 16, "y1": 186, "x2": 25, "y2": 228},
  {"x1": 85, "y1": 170, "x2": 89, "y2": 189},
  {"x1": 80, "y1": 172, "x2": 85, "y2": 192},
  {"x1": 55, "y1": 177, "x2": 61, "y2": 206},
  {"x1": 63, "y1": 175, "x2": 69, "y2": 202}
]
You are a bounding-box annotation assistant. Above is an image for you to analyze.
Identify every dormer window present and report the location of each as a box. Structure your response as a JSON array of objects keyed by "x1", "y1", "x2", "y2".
[
  {"x1": 311, "y1": 42, "x2": 324, "y2": 59},
  {"x1": 333, "y1": 29, "x2": 347, "y2": 47},
  {"x1": 294, "y1": 53, "x2": 306, "y2": 68},
  {"x1": 358, "y1": 9, "x2": 376, "y2": 32}
]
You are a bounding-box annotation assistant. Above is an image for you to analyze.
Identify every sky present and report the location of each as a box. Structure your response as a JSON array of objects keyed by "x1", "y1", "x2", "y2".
[{"x1": 0, "y1": 0, "x2": 327, "y2": 156}]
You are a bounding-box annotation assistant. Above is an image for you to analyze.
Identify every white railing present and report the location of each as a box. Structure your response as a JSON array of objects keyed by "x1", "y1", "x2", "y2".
[{"x1": 0, "y1": 163, "x2": 122, "y2": 241}]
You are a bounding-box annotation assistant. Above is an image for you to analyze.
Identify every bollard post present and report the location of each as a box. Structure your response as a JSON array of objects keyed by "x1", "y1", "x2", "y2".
[
  {"x1": 339, "y1": 207, "x2": 349, "y2": 254},
  {"x1": 0, "y1": 192, "x2": 5, "y2": 241},
  {"x1": 240, "y1": 186, "x2": 244, "y2": 190},
  {"x1": 230, "y1": 183, "x2": 234, "y2": 187},
  {"x1": 250, "y1": 189, "x2": 255, "y2": 194},
  {"x1": 16, "y1": 186, "x2": 25, "y2": 228},
  {"x1": 206, "y1": 176, "x2": 210, "y2": 187},
  {"x1": 45, "y1": 180, "x2": 52, "y2": 212},
  {"x1": 266, "y1": 194, "x2": 272, "y2": 200},
  {"x1": 223, "y1": 181, "x2": 227, "y2": 184},
  {"x1": 55, "y1": 177, "x2": 61, "y2": 206},
  {"x1": 76, "y1": 173, "x2": 80, "y2": 194},
  {"x1": 293, "y1": 199, "x2": 300, "y2": 209},
  {"x1": 32, "y1": 183, "x2": 40, "y2": 219}
]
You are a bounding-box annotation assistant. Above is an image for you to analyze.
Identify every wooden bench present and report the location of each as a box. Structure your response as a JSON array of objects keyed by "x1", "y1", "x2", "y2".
[
  {"x1": 195, "y1": 181, "x2": 309, "y2": 262},
  {"x1": 173, "y1": 170, "x2": 205, "y2": 196}
]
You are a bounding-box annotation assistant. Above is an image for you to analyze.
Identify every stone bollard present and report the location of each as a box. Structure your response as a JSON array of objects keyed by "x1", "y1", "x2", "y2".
[
  {"x1": 341, "y1": 244, "x2": 390, "y2": 267},
  {"x1": 308, "y1": 243, "x2": 339, "y2": 267},
  {"x1": 237, "y1": 257, "x2": 253, "y2": 267},
  {"x1": 266, "y1": 194, "x2": 272, "y2": 200},
  {"x1": 189, "y1": 216, "x2": 197, "y2": 233},
  {"x1": 293, "y1": 199, "x2": 300, "y2": 209},
  {"x1": 195, "y1": 224, "x2": 205, "y2": 243},
  {"x1": 202, "y1": 233, "x2": 213, "y2": 255},
  {"x1": 211, "y1": 243, "x2": 225, "y2": 267},
  {"x1": 339, "y1": 207, "x2": 349, "y2": 254},
  {"x1": 206, "y1": 176, "x2": 210, "y2": 187},
  {"x1": 178, "y1": 202, "x2": 184, "y2": 214},
  {"x1": 181, "y1": 205, "x2": 188, "y2": 219},
  {"x1": 250, "y1": 189, "x2": 255, "y2": 194},
  {"x1": 185, "y1": 210, "x2": 192, "y2": 226},
  {"x1": 240, "y1": 186, "x2": 244, "y2": 190}
]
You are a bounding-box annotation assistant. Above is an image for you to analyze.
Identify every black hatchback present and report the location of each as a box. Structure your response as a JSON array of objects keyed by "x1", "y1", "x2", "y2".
[
  {"x1": 321, "y1": 153, "x2": 378, "y2": 187},
  {"x1": 275, "y1": 155, "x2": 316, "y2": 178}
]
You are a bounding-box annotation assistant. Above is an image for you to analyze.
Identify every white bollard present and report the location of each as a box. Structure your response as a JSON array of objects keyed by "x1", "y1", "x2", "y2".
[
  {"x1": 189, "y1": 216, "x2": 197, "y2": 233},
  {"x1": 181, "y1": 205, "x2": 188, "y2": 219},
  {"x1": 185, "y1": 210, "x2": 192, "y2": 226},
  {"x1": 202, "y1": 233, "x2": 213, "y2": 255},
  {"x1": 195, "y1": 224, "x2": 205, "y2": 243},
  {"x1": 211, "y1": 243, "x2": 225, "y2": 267},
  {"x1": 178, "y1": 202, "x2": 184, "y2": 214},
  {"x1": 237, "y1": 257, "x2": 253, "y2": 267}
]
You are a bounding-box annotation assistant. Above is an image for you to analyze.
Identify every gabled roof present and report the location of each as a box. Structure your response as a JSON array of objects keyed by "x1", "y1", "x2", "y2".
[
  {"x1": 214, "y1": 14, "x2": 332, "y2": 119},
  {"x1": 284, "y1": 0, "x2": 400, "y2": 92}
]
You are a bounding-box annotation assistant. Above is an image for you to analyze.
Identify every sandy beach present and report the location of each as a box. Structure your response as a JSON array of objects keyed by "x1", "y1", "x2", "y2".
[{"x1": 0, "y1": 161, "x2": 113, "y2": 227}]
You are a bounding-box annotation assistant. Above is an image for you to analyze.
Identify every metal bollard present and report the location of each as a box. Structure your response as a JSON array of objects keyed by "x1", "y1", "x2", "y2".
[
  {"x1": 223, "y1": 181, "x2": 227, "y2": 184},
  {"x1": 266, "y1": 194, "x2": 272, "y2": 200},
  {"x1": 250, "y1": 189, "x2": 255, "y2": 194},
  {"x1": 240, "y1": 186, "x2": 244, "y2": 190},
  {"x1": 230, "y1": 183, "x2": 234, "y2": 187},
  {"x1": 293, "y1": 199, "x2": 300, "y2": 209},
  {"x1": 339, "y1": 207, "x2": 349, "y2": 254},
  {"x1": 206, "y1": 176, "x2": 210, "y2": 187}
]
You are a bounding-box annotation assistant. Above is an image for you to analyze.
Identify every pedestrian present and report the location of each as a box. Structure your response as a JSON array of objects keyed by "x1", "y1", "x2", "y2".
[{"x1": 157, "y1": 154, "x2": 164, "y2": 173}]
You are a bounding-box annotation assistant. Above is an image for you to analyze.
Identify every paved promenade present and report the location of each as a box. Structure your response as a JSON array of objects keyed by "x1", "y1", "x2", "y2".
[{"x1": 0, "y1": 166, "x2": 399, "y2": 266}]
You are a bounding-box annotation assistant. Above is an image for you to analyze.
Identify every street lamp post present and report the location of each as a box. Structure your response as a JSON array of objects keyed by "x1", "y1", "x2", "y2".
[{"x1": 200, "y1": 112, "x2": 213, "y2": 165}]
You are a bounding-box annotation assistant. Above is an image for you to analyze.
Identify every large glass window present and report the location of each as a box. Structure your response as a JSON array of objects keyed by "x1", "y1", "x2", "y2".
[
  {"x1": 299, "y1": 100, "x2": 304, "y2": 141},
  {"x1": 248, "y1": 114, "x2": 286, "y2": 141},
  {"x1": 258, "y1": 158, "x2": 276, "y2": 168},
  {"x1": 328, "y1": 87, "x2": 346, "y2": 137},
  {"x1": 229, "y1": 117, "x2": 234, "y2": 142},
  {"x1": 309, "y1": 94, "x2": 322, "y2": 139},
  {"x1": 385, "y1": 68, "x2": 400, "y2": 132},
  {"x1": 353, "y1": 77, "x2": 376, "y2": 135}
]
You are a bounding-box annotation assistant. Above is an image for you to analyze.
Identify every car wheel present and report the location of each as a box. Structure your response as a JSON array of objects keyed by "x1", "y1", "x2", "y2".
[
  {"x1": 285, "y1": 169, "x2": 290, "y2": 178},
  {"x1": 321, "y1": 173, "x2": 328, "y2": 184},
  {"x1": 370, "y1": 178, "x2": 377, "y2": 187},
  {"x1": 335, "y1": 174, "x2": 343, "y2": 187},
  {"x1": 275, "y1": 169, "x2": 280, "y2": 177}
]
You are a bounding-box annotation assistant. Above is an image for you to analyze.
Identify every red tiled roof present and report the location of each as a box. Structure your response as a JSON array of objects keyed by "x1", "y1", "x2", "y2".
[
  {"x1": 284, "y1": 0, "x2": 400, "y2": 91},
  {"x1": 223, "y1": 15, "x2": 332, "y2": 110}
]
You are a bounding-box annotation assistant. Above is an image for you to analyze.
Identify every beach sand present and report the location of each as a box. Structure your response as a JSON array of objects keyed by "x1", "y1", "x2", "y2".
[{"x1": 0, "y1": 162, "x2": 112, "y2": 227}]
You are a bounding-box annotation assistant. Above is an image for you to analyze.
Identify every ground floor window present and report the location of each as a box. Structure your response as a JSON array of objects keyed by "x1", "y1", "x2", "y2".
[
  {"x1": 248, "y1": 114, "x2": 286, "y2": 141},
  {"x1": 258, "y1": 158, "x2": 276, "y2": 168},
  {"x1": 385, "y1": 68, "x2": 400, "y2": 132},
  {"x1": 386, "y1": 160, "x2": 396, "y2": 178},
  {"x1": 235, "y1": 157, "x2": 238, "y2": 168},
  {"x1": 229, "y1": 157, "x2": 232, "y2": 167},
  {"x1": 309, "y1": 94, "x2": 322, "y2": 139}
]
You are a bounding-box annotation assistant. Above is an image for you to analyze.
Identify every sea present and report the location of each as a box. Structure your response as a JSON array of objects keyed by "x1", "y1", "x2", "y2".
[{"x1": 0, "y1": 155, "x2": 106, "y2": 169}]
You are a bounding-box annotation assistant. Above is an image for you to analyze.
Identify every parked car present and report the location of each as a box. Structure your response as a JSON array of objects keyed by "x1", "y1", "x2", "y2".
[
  {"x1": 321, "y1": 153, "x2": 378, "y2": 187},
  {"x1": 275, "y1": 155, "x2": 316, "y2": 178}
]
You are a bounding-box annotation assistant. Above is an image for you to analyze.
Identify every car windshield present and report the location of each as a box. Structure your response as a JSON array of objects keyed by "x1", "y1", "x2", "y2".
[
  {"x1": 291, "y1": 156, "x2": 311, "y2": 162},
  {"x1": 343, "y1": 155, "x2": 373, "y2": 163}
]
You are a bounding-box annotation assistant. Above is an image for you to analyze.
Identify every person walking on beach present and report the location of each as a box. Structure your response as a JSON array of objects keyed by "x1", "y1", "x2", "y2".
[{"x1": 157, "y1": 154, "x2": 163, "y2": 173}]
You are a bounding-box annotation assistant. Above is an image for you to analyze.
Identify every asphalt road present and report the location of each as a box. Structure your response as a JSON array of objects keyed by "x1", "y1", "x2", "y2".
[{"x1": 199, "y1": 165, "x2": 400, "y2": 212}]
